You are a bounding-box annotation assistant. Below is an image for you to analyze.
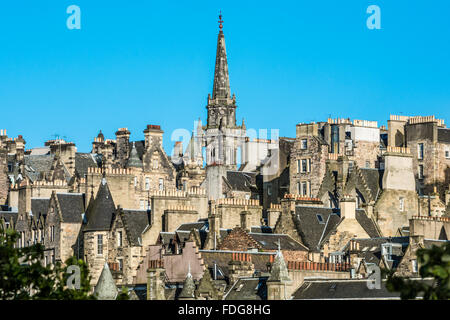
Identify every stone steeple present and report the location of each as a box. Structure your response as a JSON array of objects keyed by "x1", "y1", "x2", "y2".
[
  {"x1": 94, "y1": 263, "x2": 118, "y2": 300},
  {"x1": 212, "y1": 13, "x2": 231, "y2": 100},
  {"x1": 126, "y1": 142, "x2": 143, "y2": 168},
  {"x1": 206, "y1": 13, "x2": 237, "y2": 129},
  {"x1": 268, "y1": 242, "x2": 291, "y2": 283},
  {"x1": 267, "y1": 242, "x2": 292, "y2": 300},
  {"x1": 178, "y1": 263, "x2": 196, "y2": 300}
]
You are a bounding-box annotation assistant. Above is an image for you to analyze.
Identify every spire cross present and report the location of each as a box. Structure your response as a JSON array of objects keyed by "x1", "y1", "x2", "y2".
[{"x1": 218, "y1": 11, "x2": 223, "y2": 31}]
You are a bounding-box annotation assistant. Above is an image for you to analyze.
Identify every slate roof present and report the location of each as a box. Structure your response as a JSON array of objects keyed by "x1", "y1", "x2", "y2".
[
  {"x1": 200, "y1": 251, "x2": 274, "y2": 279},
  {"x1": 225, "y1": 171, "x2": 257, "y2": 192},
  {"x1": 292, "y1": 279, "x2": 430, "y2": 300},
  {"x1": 224, "y1": 277, "x2": 268, "y2": 300},
  {"x1": 294, "y1": 206, "x2": 341, "y2": 252},
  {"x1": 248, "y1": 233, "x2": 308, "y2": 251},
  {"x1": 94, "y1": 263, "x2": 118, "y2": 300},
  {"x1": 31, "y1": 198, "x2": 50, "y2": 218},
  {"x1": 343, "y1": 237, "x2": 409, "y2": 267},
  {"x1": 121, "y1": 209, "x2": 149, "y2": 246},
  {"x1": 359, "y1": 168, "x2": 383, "y2": 200},
  {"x1": 84, "y1": 179, "x2": 116, "y2": 232},
  {"x1": 177, "y1": 221, "x2": 207, "y2": 231},
  {"x1": 423, "y1": 239, "x2": 450, "y2": 249},
  {"x1": 23, "y1": 155, "x2": 54, "y2": 182},
  {"x1": 75, "y1": 153, "x2": 101, "y2": 176},
  {"x1": 355, "y1": 209, "x2": 381, "y2": 238},
  {"x1": 250, "y1": 226, "x2": 273, "y2": 234},
  {"x1": 56, "y1": 193, "x2": 85, "y2": 223},
  {"x1": 126, "y1": 144, "x2": 143, "y2": 168},
  {"x1": 0, "y1": 211, "x2": 18, "y2": 225},
  {"x1": 438, "y1": 128, "x2": 450, "y2": 143},
  {"x1": 128, "y1": 140, "x2": 145, "y2": 160}
]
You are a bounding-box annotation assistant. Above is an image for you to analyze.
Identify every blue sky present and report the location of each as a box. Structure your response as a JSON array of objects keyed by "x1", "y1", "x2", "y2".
[{"x1": 1, "y1": 1, "x2": 450, "y2": 154}]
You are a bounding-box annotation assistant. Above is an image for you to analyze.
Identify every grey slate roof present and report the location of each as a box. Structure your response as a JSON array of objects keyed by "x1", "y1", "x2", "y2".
[
  {"x1": 31, "y1": 198, "x2": 50, "y2": 218},
  {"x1": 355, "y1": 209, "x2": 381, "y2": 238},
  {"x1": 423, "y1": 239, "x2": 450, "y2": 249},
  {"x1": 359, "y1": 168, "x2": 383, "y2": 200},
  {"x1": 84, "y1": 179, "x2": 116, "y2": 232},
  {"x1": 56, "y1": 193, "x2": 85, "y2": 223},
  {"x1": 94, "y1": 263, "x2": 118, "y2": 300},
  {"x1": 121, "y1": 209, "x2": 149, "y2": 246},
  {"x1": 225, "y1": 277, "x2": 268, "y2": 300},
  {"x1": 0, "y1": 211, "x2": 18, "y2": 225},
  {"x1": 75, "y1": 153, "x2": 101, "y2": 176},
  {"x1": 200, "y1": 251, "x2": 274, "y2": 279},
  {"x1": 178, "y1": 272, "x2": 196, "y2": 299},
  {"x1": 292, "y1": 279, "x2": 420, "y2": 300},
  {"x1": 225, "y1": 171, "x2": 257, "y2": 192},
  {"x1": 343, "y1": 237, "x2": 409, "y2": 267},
  {"x1": 294, "y1": 206, "x2": 341, "y2": 252},
  {"x1": 128, "y1": 140, "x2": 145, "y2": 160},
  {"x1": 248, "y1": 233, "x2": 308, "y2": 251},
  {"x1": 23, "y1": 155, "x2": 54, "y2": 182},
  {"x1": 438, "y1": 128, "x2": 450, "y2": 143},
  {"x1": 126, "y1": 143, "x2": 143, "y2": 168}
]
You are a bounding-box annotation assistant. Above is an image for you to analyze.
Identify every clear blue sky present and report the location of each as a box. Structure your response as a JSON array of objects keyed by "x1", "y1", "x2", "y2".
[{"x1": 1, "y1": 1, "x2": 450, "y2": 154}]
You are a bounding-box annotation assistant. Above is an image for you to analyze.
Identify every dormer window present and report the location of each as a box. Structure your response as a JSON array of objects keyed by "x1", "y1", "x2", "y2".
[{"x1": 381, "y1": 243, "x2": 402, "y2": 261}]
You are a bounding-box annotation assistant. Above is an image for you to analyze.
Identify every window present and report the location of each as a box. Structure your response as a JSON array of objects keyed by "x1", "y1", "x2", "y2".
[
  {"x1": 296, "y1": 182, "x2": 300, "y2": 194},
  {"x1": 118, "y1": 259, "x2": 123, "y2": 272},
  {"x1": 296, "y1": 159, "x2": 300, "y2": 173},
  {"x1": 399, "y1": 197, "x2": 405, "y2": 212},
  {"x1": 159, "y1": 178, "x2": 164, "y2": 191},
  {"x1": 267, "y1": 184, "x2": 272, "y2": 196},
  {"x1": 7, "y1": 162, "x2": 13, "y2": 172},
  {"x1": 152, "y1": 159, "x2": 158, "y2": 169},
  {"x1": 300, "y1": 139, "x2": 307, "y2": 150},
  {"x1": 301, "y1": 159, "x2": 307, "y2": 173},
  {"x1": 97, "y1": 234, "x2": 103, "y2": 255},
  {"x1": 117, "y1": 231, "x2": 123, "y2": 247},
  {"x1": 365, "y1": 161, "x2": 370, "y2": 168},
  {"x1": 418, "y1": 143, "x2": 424, "y2": 160},
  {"x1": 145, "y1": 177, "x2": 150, "y2": 191},
  {"x1": 316, "y1": 214, "x2": 324, "y2": 224},
  {"x1": 140, "y1": 200, "x2": 145, "y2": 210},
  {"x1": 134, "y1": 176, "x2": 137, "y2": 187},
  {"x1": 301, "y1": 182, "x2": 308, "y2": 196},
  {"x1": 411, "y1": 260, "x2": 418, "y2": 273},
  {"x1": 446, "y1": 149, "x2": 450, "y2": 159},
  {"x1": 50, "y1": 226, "x2": 55, "y2": 242},
  {"x1": 418, "y1": 165, "x2": 424, "y2": 180},
  {"x1": 45, "y1": 256, "x2": 48, "y2": 267}
]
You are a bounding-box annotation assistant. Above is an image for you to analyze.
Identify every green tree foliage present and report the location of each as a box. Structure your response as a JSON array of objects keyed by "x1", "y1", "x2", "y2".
[
  {"x1": 386, "y1": 242, "x2": 450, "y2": 300},
  {"x1": 0, "y1": 227, "x2": 95, "y2": 300},
  {"x1": 116, "y1": 286, "x2": 130, "y2": 300}
]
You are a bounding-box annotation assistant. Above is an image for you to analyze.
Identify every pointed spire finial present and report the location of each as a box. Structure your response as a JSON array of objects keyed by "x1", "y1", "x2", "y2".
[{"x1": 218, "y1": 11, "x2": 223, "y2": 31}]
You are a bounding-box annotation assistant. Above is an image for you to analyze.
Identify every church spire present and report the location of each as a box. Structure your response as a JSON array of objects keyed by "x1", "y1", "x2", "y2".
[{"x1": 212, "y1": 12, "x2": 231, "y2": 99}]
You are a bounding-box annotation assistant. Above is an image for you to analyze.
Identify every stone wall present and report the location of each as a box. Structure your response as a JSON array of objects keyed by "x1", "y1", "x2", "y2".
[
  {"x1": 290, "y1": 135, "x2": 328, "y2": 198},
  {"x1": 84, "y1": 231, "x2": 109, "y2": 286},
  {"x1": 375, "y1": 190, "x2": 418, "y2": 237},
  {"x1": 214, "y1": 198, "x2": 262, "y2": 230}
]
